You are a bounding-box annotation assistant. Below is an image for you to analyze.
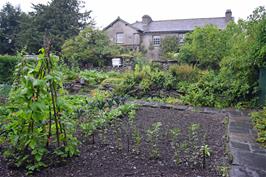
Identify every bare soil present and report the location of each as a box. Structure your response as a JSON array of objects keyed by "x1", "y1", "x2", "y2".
[{"x1": 0, "y1": 106, "x2": 228, "y2": 177}]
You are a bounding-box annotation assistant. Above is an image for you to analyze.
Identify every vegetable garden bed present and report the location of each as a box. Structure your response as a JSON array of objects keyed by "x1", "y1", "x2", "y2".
[{"x1": 1, "y1": 106, "x2": 229, "y2": 177}]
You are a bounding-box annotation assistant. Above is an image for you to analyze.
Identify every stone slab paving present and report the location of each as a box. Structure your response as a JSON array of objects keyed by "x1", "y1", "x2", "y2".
[
  {"x1": 227, "y1": 111, "x2": 266, "y2": 177},
  {"x1": 129, "y1": 100, "x2": 266, "y2": 177}
]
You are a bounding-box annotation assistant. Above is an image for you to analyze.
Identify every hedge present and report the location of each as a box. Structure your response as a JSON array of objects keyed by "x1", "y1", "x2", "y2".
[{"x1": 0, "y1": 55, "x2": 21, "y2": 83}]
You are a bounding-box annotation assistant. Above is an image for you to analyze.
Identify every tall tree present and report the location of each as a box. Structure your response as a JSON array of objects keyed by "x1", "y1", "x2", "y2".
[
  {"x1": 0, "y1": 3, "x2": 22, "y2": 54},
  {"x1": 28, "y1": 0, "x2": 92, "y2": 53}
]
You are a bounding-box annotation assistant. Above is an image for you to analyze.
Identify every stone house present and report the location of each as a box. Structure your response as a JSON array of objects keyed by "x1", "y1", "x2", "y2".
[{"x1": 104, "y1": 10, "x2": 233, "y2": 60}]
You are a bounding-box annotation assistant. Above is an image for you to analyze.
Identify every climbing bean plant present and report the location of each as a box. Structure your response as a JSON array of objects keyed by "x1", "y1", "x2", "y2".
[{"x1": 1, "y1": 48, "x2": 78, "y2": 172}]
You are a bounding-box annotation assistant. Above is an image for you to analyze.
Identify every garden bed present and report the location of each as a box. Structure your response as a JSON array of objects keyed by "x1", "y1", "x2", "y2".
[{"x1": 0, "y1": 106, "x2": 229, "y2": 177}]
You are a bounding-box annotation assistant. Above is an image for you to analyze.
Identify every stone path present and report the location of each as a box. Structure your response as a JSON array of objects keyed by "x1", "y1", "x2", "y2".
[
  {"x1": 130, "y1": 100, "x2": 266, "y2": 177},
  {"x1": 227, "y1": 110, "x2": 266, "y2": 177}
]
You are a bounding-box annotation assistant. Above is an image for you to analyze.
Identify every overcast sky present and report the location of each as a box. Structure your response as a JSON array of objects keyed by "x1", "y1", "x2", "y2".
[{"x1": 0, "y1": 0, "x2": 265, "y2": 29}]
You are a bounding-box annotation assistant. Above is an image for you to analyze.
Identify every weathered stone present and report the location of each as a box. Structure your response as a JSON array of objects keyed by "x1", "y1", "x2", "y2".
[
  {"x1": 231, "y1": 141, "x2": 250, "y2": 151},
  {"x1": 229, "y1": 132, "x2": 253, "y2": 143},
  {"x1": 230, "y1": 166, "x2": 261, "y2": 177},
  {"x1": 250, "y1": 144, "x2": 266, "y2": 154},
  {"x1": 232, "y1": 150, "x2": 266, "y2": 171},
  {"x1": 228, "y1": 110, "x2": 242, "y2": 117}
]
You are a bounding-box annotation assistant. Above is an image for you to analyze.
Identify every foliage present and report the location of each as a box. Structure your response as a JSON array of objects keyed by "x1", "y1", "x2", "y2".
[
  {"x1": 0, "y1": 55, "x2": 21, "y2": 83},
  {"x1": 251, "y1": 108, "x2": 266, "y2": 146},
  {"x1": 169, "y1": 128, "x2": 181, "y2": 164},
  {"x1": 1, "y1": 49, "x2": 78, "y2": 172},
  {"x1": 116, "y1": 64, "x2": 176, "y2": 97},
  {"x1": 200, "y1": 144, "x2": 211, "y2": 169},
  {"x1": 79, "y1": 70, "x2": 120, "y2": 86},
  {"x1": 0, "y1": 84, "x2": 12, "y2": 97},
  {"x1": 147, "y1": 122, "x2": 162, "y2": 159},
  {"x1": 0, "y1": 84, "x2": 12, "y2": 105},
  {"x1": 0, "y1": 3, "x2": 22, "y2": 55},
  {"x1": 179, "y1": 25, "x2": 227, "y2": 69},
  {"x1": 62, "y1": 27, "x2": 120, "y2": 67},
  {"x1": 169, "y1": 64, "x2": 200, "y2": 83},
  {"x1": 178, "y1": 7, "x2": 266, "y2": 108},
  {"x1": 160, "y1": 36, "x2": 179, "y2": 60},
  {"x1": 0, "y1": 0, "x2": 92, "y2": 54},
  {"x1": 22, "y1": 0, "x2": 91, "y2": 53},
  {"x1": 145, "y1": 96, "x2": 182, "y2": 104}
]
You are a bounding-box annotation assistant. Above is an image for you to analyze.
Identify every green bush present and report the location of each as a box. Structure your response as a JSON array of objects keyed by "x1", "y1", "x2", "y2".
[
  {"x1": 80, "y1": 70, "x2": 120, "y2": 86},
  {"x1": 169, "y1": 64, "x2": 200, "y2": 83},
  {"x1": 161, "y1": 36, "x2": 179, "y2": 60},
  {"x1": 178, "y1": 25, "x2": 226, "y2": 70},
  {"x1": 0, "y1": 55, "x2": 21, "y2": 83},
  {"x1": 180, "y1": 72, "x2": 222, "y2": 107},
  {"x1": 180, "y1": 70, "x2": 258, "y2": 108}
]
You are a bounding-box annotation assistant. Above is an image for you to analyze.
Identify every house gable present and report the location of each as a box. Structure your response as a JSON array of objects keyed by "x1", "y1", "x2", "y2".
[{"x1": 104, "y1": 17, "x2": 142, "y2": 48}]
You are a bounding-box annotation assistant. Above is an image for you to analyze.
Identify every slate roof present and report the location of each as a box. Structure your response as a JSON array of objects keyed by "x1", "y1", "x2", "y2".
[
  {"x1": 103, "y1": 17, "x2": 142, "y2": 32},
  {"x1": 131, "y1": 17, "x2": 230, "y2": 33}
]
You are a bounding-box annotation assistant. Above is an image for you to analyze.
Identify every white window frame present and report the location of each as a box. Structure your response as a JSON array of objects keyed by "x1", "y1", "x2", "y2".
[
  {"x1": 178, "y1": 33, "x2": 185, "y2": 43},
  {"x1": 153, "y1": 35, "x2": 161, "y2": 46},
  {"x1": 116, "y1": 33, "x2": 124, "y2": 44}
]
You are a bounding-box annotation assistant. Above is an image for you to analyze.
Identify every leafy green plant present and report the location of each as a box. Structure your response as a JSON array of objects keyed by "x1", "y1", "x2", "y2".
[
  {"x1": 112, "y1": 120, "x2": 123, "y2": 150},
  {"x1": 97, "y1": 124, "x2": 109, "y2": 145},
  {"x1": 200, "y1": 144, "x2": 211, "y2": 169},
  {"x1": 1, "y1": 48, "x2": 78, "y2": 173},
  {"x1": 0, "y1": 55, "x2": 21, "y2": 83},
  {"x1": 187, "y1": 123, "x2": 201, "y2": 166},
  {"x1": 218, "y1": 165, "x2": 230, "y2": 177},
  {"x1": 62, "y1": 27, "x2": 120, "y2": 67},
  {"x1": 132, "y1": 127, "x2": 142, "y2": 154},
  {"x1": 169, "y1": 64, "x2": 200, "y2": 83},
  {"x1": 160, "y1": 36, "x2": 180, "y2": 60},
  {"x1": 169, "y1": 128, "x2": 181, "y2": 164},
  {"x1": 146, "y1": 122, "x2": 162, "y2": 159}
]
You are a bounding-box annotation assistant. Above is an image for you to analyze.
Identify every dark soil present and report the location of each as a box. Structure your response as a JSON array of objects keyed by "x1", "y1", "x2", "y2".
[{"x1": 0, "y1": 107, "x2": 228, "y2": 177}]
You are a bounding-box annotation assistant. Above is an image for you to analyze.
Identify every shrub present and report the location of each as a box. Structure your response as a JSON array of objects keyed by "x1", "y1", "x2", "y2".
[
  {"x1": 0, "y1": 55, "x2": 21, "y2": 83},
  {"x1": 160, "y1": 36, "x2": 179, "y2": 60},
  {"x1": 0, "y1": 84, "x2": 12, "y2": 104},
  {"x1": 178, "y1": 25, "x2": 226, "y2": 70},
  {"x1": 180, "y1": 71, "x2": 230, "y2": 108},
  {"x1": 169, "y1": 64, "x2": 200, "y2": 83},
  {"x1": 80, "y1": 70, "x2": 120, "y2": 86}
]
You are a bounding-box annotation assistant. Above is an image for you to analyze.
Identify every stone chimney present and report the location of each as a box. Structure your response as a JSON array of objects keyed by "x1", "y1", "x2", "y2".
[
  {"x1": 142, "y1": 15, "x2": 152, "y2": 25},
  {"x1": 225, "y1": 9, "x2": 232, "y2": 22}
]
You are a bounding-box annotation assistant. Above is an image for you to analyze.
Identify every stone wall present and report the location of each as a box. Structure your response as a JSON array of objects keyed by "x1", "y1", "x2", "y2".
[
  {"x1": 105, "y1": 20, "x2": 141, "y2": 49},
  {"x1": 142, "y1": 32, "x2": 181, "y2": 60}
]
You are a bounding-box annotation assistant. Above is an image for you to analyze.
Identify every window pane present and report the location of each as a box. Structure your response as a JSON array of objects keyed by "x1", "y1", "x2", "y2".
[
  {"x1": 116, "y1": 33, "x2": 124, "y2": 43},
  {"x1": 153, "y1": 36, "x2": 160, "y2": 46},
  {"x1": 178, "y1": 33, "x2": 185, "y2": 43}
]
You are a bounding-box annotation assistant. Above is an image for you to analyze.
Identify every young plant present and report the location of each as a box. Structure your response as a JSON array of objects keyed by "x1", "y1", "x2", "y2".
[
  {"x1": 146, "y1": 122, "x2": 162, "y2": 159},
  {"x1": 169, "y1": 127, "x2": 181, "y2": 164},
  {"x1": 218, "y1": 165, "x2": 230, "y2": 177},
  {"x1": 80, "y1": 122, "x2": 96, "y2": 143},
  {"x1": 112, "y1": 120, "x2": 123, "y2": 150},
  {"x1": 127, "y1": 109, "x2": 137, "y2": 152},
  {"x1": 187, "y1": 123, "x2": 201, "y2": 166},
  {"x1": 200, "y1": 144, "x2": 211, "y2": 169},
  {"x1": 132, "y1": 125, "x2": 142, "y2": 154},
  {"x1": 98, "y1": 125, "x2": 109, "y2": 145}
]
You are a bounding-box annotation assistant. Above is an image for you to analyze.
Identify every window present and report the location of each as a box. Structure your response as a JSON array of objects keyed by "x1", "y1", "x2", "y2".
[
  {"x1": 116, "y1": 33, "x2": 124, "y2": 44},
  {"x1": 153, "y1": 36, "x2": 161, "y2": 46},
  {"x1": 178, "y1": 33, "x2": 185, "y2": 43}
]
